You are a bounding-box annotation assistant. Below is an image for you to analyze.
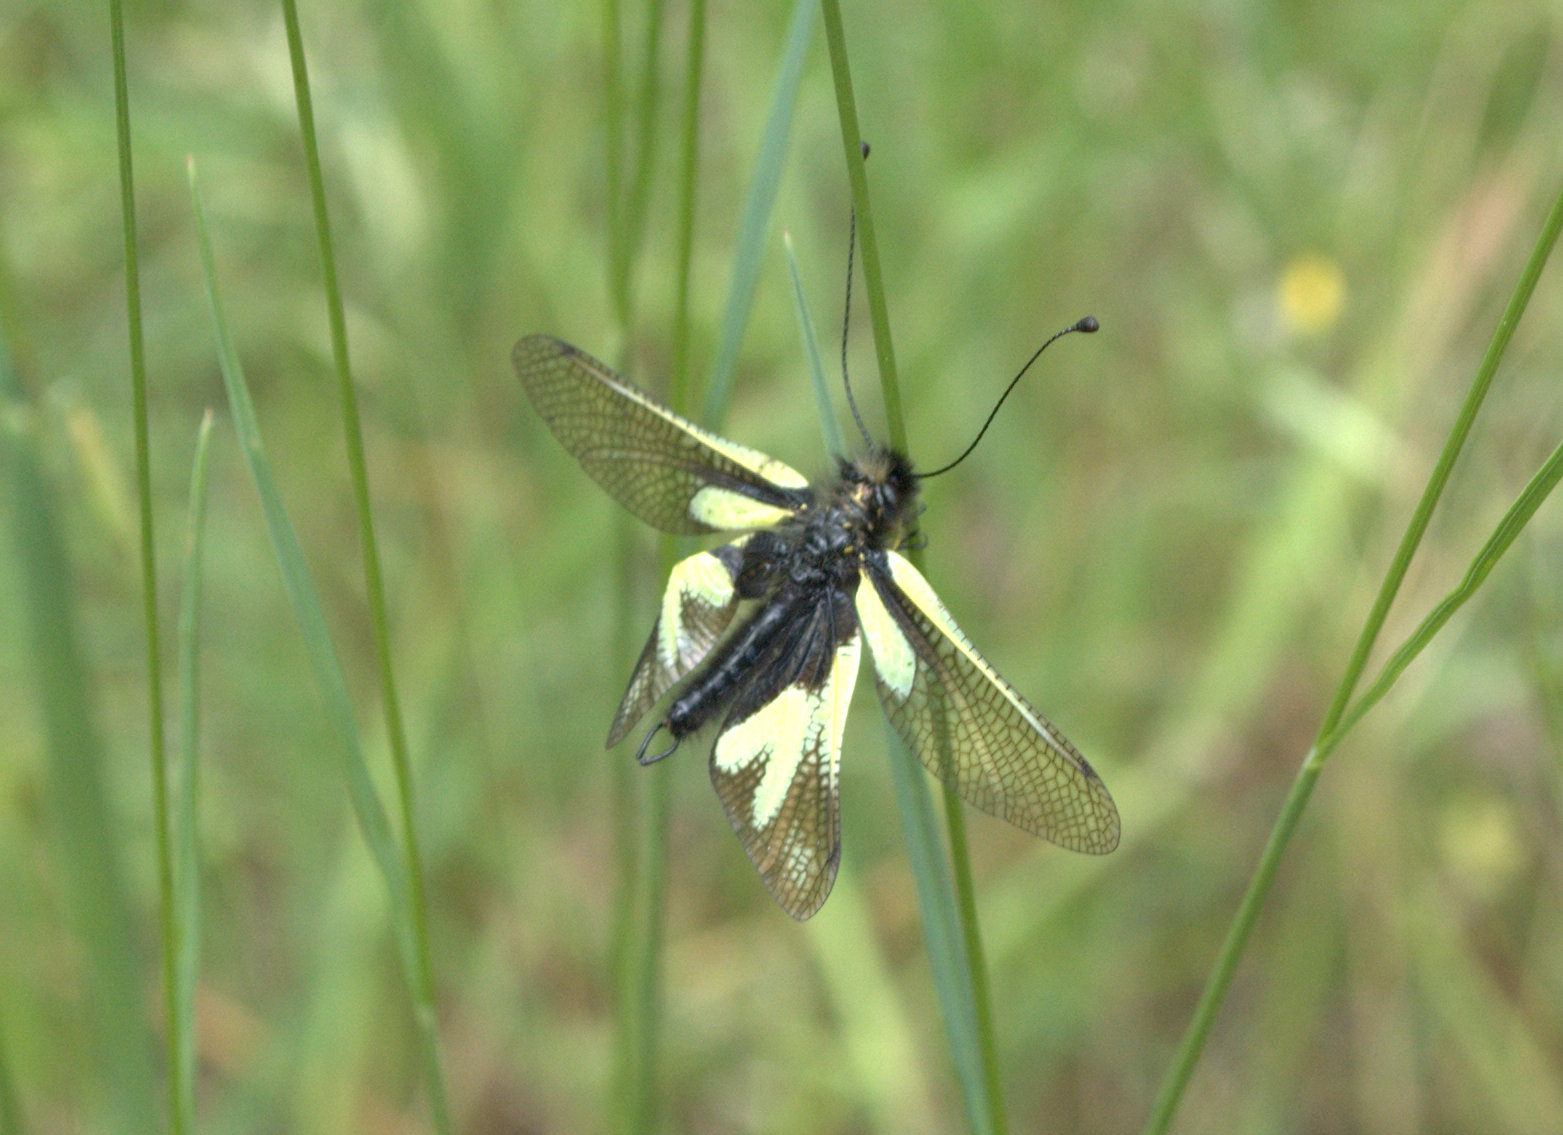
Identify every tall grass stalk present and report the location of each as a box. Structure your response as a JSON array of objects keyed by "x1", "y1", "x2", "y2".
[
  {"x1": 1, "y1": 338, "x2": 156, "y2": 1134},
  {"x1": 602, "y1": 1, "x2": 672, "y2": 1128},
  {"x1": 190, "y1": 158, "x2": 448, "y2": 1131},
  {"x1": 622, "y1": 4, "x2": 709, "y2": 1125},
  {"x1": 169, "y1": 412, "x2": 216, "y2": 1127},
  {"x1": 602, "y1": 3, "x2": 821, "y2": 1125},
  {"x1": 275, "y1": 3, "x2": 450, "y2": 1129},
  {"x1": 0, "y1": 1009, "x2": 19, "y2": 1135},
  {"x1": 819, "y1": 2, "x2": 1002, "y2": 1131},
  {"x1": 108, "y1": 2, "x2": 183, "y2": 1129},
  {"x1": 1144, "y1": 175, "x2": 1563, "y2": 1135}
]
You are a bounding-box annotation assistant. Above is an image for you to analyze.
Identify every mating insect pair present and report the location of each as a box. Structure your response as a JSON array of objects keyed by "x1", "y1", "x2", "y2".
[{"x1": 514, "y1": 328, "x2": 1119, "y2": 919}]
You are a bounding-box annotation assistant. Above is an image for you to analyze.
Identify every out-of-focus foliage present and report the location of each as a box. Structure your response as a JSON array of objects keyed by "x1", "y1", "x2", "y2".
[{"x1": 2, "y1": 1, "x2": 1561, "y2": 1131}]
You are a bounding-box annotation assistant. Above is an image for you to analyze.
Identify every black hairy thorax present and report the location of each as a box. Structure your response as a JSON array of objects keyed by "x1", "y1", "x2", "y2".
[{"x1": 658, "y1": 448, "x2": 919, "y2": 746}]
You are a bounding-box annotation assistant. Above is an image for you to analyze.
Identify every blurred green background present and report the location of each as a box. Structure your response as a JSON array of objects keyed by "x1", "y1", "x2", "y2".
[{"x1": 3, "y1": 0, "x2": 1563, "y2": 1131}]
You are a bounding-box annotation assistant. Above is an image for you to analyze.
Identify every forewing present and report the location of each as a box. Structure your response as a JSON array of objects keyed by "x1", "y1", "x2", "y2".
[
  {"x1": 855, "y1": 550, "x2": 1119, "y2": 853},
  {"x1": 514, "y1": 335, "x2": 810, "y2": 534},
  {"x1": 608, "y1": 543, "x2": 747, "y2": 747},
  {"x1": 708, "y1": 595, "x2": 861, "y2": 919}
]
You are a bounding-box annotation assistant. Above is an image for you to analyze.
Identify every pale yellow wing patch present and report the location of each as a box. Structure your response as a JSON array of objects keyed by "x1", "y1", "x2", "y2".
[
  {"x1": 689, "y1": 485, "x2": 799, "y2": 531},
  {"x1": 859, "y1": 550, "x2": 1120, "y2": 853},
  {"x1": 709, "y1": 632, "x2": 861, "y2": 919},
  {"x1": 608, "y1": 544, "x2": 745, "y2": 747}
]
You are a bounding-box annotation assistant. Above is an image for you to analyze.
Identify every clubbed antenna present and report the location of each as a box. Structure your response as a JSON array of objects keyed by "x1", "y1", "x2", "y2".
[{"x1": 915, "y1": 316, "x2": 1099, "y2": 480}]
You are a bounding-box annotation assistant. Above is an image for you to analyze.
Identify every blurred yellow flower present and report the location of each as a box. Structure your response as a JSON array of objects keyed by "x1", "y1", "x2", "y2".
[{"x1": 1277, "y1": 252, "x2": 1346, "y2": 336}]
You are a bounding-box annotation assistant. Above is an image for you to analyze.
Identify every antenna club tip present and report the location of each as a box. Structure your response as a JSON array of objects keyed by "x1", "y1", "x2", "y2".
[{"x1": 1076, "y1": 315, "x2": 1100, "y2": 334}]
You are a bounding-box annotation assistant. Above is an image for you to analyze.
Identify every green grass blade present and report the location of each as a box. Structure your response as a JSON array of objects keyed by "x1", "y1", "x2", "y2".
[
  {"x1": 188, "y1": 160, "x2": 444, "y2": 1115},
  {"x1": 783, "y1": 230, "x2": 846, "y2": 459},
  {"x1": 818, "y1": 2, "x2": 905, "y2": 451},
  {"x1": 804, "y1": 860, "x2": 939, "y2": 1132},
  {"x1": 189, "y1": 162, "x2": 404, "y2": 910},
  {"x1": 669, "y1": 0, "x2": 707, "y2": 395},
  {"x1": 0, "y1": 1007, "x2": 20, "y2": 1135},
  {"x1": 1316, "y1": 181, "x2": 1563, "y2": 742},
  {"x1": 108, "y1": 3, "x2": 181, "y2": 1129},
  {"x1": 1331, "y1": 435, "x2": 1563, "y2": 749},
  {"x1": 602, "y1": 0, "x2": 626, "y2": 315},
  {"x1": 602, "y1": 0, "x2": 642, "y2": 1123},
  {"x1": 603, "y1": 0, "x2": 667, "y2": 329},
  {"x1": 170, "y1": 410, "x2": 215, "y2": 1129},
  {"x1": 1142, "y1": 174, "x2": 1563, "y2": 1135},
  {"x1": 701, "y1": 0, "x2": 815, "y2": 424},
  {"x1": 622, "y1": 0, "x2": 667, "y2": 286},
  {"x1": 882, "y1": 725, "x2": 993, "y2": 1135},
  {"x1": 0, "y1": 337, "x2": 157, "y2": 1135},
  {"x1": 607, "y1": 1, "x2": 704, "y2": 1128},
  {"x1": 820, "y1": 3, "x2": 1002, "y2": 1130},
  {"x1": 275, "y1": 4, "x2": 450, "y2": 1127}
]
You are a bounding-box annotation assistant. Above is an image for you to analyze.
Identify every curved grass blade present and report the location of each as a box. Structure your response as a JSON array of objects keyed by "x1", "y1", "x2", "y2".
[
  {"x1": 883, "y1": 722, "x2": 993, "y2": 1135},
  {"x1": 275, "y1": 3, "x2": 450, "y2": 1126},
  {"x1": 1, "y1": 337, "x2": 157, "y2": 1135},
  {"x1": 701, "y1": 0, "x2": 816, "y2": 424},
  {"x1": 189, "y1": 161, "x2": 453, "y2": 1122},
  {"x1": 784, "y1": 230, "x2": 847, "y2": 460},
  {"x1": 170, "y1": 411, "x2": 216, "y2": 1128},
  {"x1": 1143, "y1": 175, "x2": 1563, "y2": 1135}
]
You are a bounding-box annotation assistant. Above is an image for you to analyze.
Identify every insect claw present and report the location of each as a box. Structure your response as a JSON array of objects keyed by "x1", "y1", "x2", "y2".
[{"x1": 635, "y1": 723, "x2": 680, "y2": 765}]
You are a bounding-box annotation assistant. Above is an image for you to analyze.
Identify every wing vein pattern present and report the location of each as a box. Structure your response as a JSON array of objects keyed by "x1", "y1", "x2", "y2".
[
  {"x1": 709, "y1": 592, "x2": 861, "y2": 919},
  {"x1": 514, "y1": 335, "x2": 809, "y2": 534},
  {"x1": 857, "y1": 550, "x2": 1120, "y2": 853}
]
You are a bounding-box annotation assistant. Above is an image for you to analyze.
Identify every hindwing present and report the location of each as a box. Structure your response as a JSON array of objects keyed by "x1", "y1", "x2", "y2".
[
  {"x1": 514, "y1": 335, "x2": 810, "y2": 534},
  {"x1": 708, "y1": 592, "x2": 861, "y2": 920},
  {"x1": 608, "y1": 543, "x2": 747, "y2": 747},
  {"x1": 854, "y1": 550, "x2": 1120, "y2": 853}
]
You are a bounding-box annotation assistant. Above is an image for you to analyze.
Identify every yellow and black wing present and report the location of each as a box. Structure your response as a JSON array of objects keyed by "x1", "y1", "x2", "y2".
[
  {"x1": 608, "y1": 542, "x2": 747, "y2": 747},
  {"x1": 855, "y1": 549, "x2": 1120, "y2": 853},
  {"x1": 707, "y1": 595, "x2": 861, "y2": 919},
  {"x1": 514, "y1": 335, "x2": 811, "y2": 535}
]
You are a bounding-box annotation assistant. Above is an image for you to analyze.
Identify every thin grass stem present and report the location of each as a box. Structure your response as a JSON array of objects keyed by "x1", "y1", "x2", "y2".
[
  {"x1": 1331, "y1": 433, "x2": 1563, "y2": 749},
  {"x1": 1142, "y1": 174, "x2": 1563, "y2": 1135},
  {"x1": 603, "y1": 2, "x2": 681, "y2": 1128},
  {"x1": 670, "y1": 0, "x2": 706, "y2": 393},
  {"x1": 600, "y1": 0, "x2": 644, "y2": 1127},
  {"x1": 108, "y1": 3, "x2": 183, "y2": 1129},
  {"x1": 819, "y1": 3, "x2": 1002, "y2": 1131},
  {"x1": 623, "y1": 0, "x2": 667, "y2": 279},
  {"x1": 603, "y1": 0, "x2": 626, "y2": 318},
  {"x1": 170, "y1": 411, "x2": 215, "y2": 1128},
  {"x1": 629, "y1": 4, "x2": 704, "y2": 1129},
  {"x1": 275, "y1": 4, "x2": 450, "y2": 1129}
]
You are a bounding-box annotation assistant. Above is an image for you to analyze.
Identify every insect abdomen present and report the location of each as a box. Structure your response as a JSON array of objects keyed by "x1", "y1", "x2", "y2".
[{"x1": 665, "y1": 592, "x2": 804, "y2": 738}]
